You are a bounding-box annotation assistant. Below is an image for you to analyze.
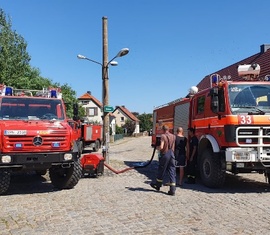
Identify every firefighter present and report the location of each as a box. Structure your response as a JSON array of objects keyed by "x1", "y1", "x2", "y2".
[
  {"x1": 185, "y1": 127, "x2": 198, "y2": 184},
  {"x1": 150, "y1": 125, "x2": 176, "y2": 196}
]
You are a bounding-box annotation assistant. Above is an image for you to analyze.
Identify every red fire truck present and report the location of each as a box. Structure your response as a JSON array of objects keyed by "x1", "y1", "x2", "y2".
[
  {"x1": 152, "y1": 64, "x2": 270, "y2": 188},
  {"x1": 0, "y1": 85, "x2": 82, "y2": 194},
  {"x1": 67, "y1": 120, "x2": 102, "y2": 154}
]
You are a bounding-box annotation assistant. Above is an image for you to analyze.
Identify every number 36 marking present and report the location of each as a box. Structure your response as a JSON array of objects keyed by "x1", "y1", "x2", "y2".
[{"x1": 238, "y1": 115, "x2": 253, "y2": 124}]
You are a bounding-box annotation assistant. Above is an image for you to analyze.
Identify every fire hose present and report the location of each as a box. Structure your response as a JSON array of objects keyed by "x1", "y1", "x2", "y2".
[{"x1": 103, "y1": 145, "x2": 157, "y2": 174}]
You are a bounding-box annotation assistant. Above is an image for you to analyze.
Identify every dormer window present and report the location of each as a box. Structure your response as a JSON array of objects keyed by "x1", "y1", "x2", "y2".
[{"x1": 82, "y1": 100, "x2": 89, "y2": 105}]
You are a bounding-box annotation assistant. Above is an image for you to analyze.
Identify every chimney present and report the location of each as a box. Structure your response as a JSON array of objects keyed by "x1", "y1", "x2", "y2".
[
  {"x1": 260, "y1": 44, "x2": 270, "y2": 53},
  {"x1": 87, "y1": 91, "x2": 91, "y2": 95}
]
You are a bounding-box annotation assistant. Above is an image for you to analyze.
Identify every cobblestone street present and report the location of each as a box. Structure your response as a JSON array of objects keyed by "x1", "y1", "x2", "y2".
[{"x1": 0, "y1": 136, "x2": 270, "y2": 235}]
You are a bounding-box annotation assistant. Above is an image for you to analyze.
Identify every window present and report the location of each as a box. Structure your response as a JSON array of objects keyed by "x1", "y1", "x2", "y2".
[
  {"x1": 121, "y1": 117, "x2": 125, "y2": 122},
  {"x1": 86, "y1": 107, "x2": 98, "y2": 117},
  {"x1": 197, "y1": 96, "x2": 205, "y2": 114},
  {"x1": 81, "y1": 100, "x2": 89, "y2": 105}
]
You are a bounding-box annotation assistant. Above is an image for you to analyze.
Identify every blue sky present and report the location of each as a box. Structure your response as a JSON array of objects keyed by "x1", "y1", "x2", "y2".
[{"x1": 1, "y1": 1, "x2": 270, "y2": 114}]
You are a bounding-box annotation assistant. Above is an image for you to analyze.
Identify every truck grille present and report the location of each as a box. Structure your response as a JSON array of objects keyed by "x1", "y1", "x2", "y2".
[
  {"x1": 236, "y1": 126, "x2": 270, "y2": 146},
  {"x1": 4, "y1": 130, "x2": 69, "y2": 151}
]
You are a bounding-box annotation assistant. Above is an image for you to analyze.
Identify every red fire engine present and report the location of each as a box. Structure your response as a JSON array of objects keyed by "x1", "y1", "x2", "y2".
[
  {"x1": 152, "y1": 64, "x2": 270, "y2": 188},
  {"x1": 67, "y1": 120, "x2": 102, "y2": 154},
  {"x1": 0, "y1": 85, "x2": 82, "y2": 194},
  {"x1": 67, "y1": 119, "x2": 103, "y2": 176}
]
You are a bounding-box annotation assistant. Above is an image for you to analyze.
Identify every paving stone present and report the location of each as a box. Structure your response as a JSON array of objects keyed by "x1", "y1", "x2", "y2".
[{"x1": 0, "y1": 136, "x2": 270, "y2": 234}]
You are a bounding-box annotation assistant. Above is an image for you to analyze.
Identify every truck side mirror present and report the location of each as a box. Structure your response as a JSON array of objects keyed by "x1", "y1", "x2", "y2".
[
  {"x1": 73, "y1": 103, "x2": 79, "y2": 121},
  {"x1": 210, "y1": 87, "x2": 219, "y2": 113},
  {"x1": 73, "y1": 103, "x2": 78, "y2": 116},
  {"x1": 210, "y1": 87, "x2": 219, "y2": 96},
  {"x1": 211, "y1": 96, "x2": 219, "y2": 113}
]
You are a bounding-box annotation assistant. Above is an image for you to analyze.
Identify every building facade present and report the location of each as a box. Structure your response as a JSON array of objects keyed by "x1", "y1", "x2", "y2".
[{"x1": 113, "y1": 105, "x2": 140, "y2": 134}]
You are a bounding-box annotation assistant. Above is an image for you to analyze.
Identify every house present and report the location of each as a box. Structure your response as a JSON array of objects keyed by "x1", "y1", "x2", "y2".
[
  {"x1": 78, "y1": 91, "x2": 116, "y2": 135},
  {"x1": 109, "y1": 113, "x2": 116, "y2": 135},
  {"x1": 78, "y1": 91, "x2": 103, "y2": 124},
  {"x1": 113, "y1": 105, "x2": 140, "y2": 134},
  {"x1": 196, "y1": 44, "x2": 270, "y2": 91}
]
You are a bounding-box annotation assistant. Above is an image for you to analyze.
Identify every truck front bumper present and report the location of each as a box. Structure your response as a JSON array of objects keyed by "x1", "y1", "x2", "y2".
[{"x1": 0, "y1": 152, "x2": 78, "y2": 168}]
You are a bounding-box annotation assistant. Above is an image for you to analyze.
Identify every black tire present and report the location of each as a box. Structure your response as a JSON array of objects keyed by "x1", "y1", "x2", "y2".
[
  {"x1": 35, "y1": 169, "x2": 47, "y2": 176},
  {"x1": 200, "y1": 148, "x2": 226, "y2": 188},
  {"x1": 0, "y1": 169, "x2": 11, "y2": 195},
  {"x1": 77, "y1": 141, "x2": 83, "y2": 157},
  {"x1": 49, "y1": 159, "x2": 82, "y2": 189},
  {"x1": 93, "y1": 140, "x2": 100, "y2": 152},
  {"x1": 266, "y1": 173, "x2": 270, "y2": 184}
]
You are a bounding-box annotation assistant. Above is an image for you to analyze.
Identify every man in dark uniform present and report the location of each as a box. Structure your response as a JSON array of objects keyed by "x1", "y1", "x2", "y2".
[
  {"x1": 185, "y1": 127, "x2": 198, "y2": 184},
  {"x1": 150, "y1": 125, "x2": 176, "y2": 196}
]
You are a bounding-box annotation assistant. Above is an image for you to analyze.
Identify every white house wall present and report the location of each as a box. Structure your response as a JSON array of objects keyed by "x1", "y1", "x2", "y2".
[
  {"x1": 80, "y1": 100, "x2": 103, "y2": 124},
  {"x1": 114, "y1": 109, "x2": 140, "y2": 134}
]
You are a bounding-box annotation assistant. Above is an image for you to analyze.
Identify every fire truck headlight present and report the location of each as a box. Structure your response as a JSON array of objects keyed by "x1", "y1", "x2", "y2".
[
  {"x1": 2, "y1": 155, "x2": 11, "y2": 163},
  {"x1": 64, "y1": 153, "x2": 73, "y2": 161},
  {"x1": 234, "y1": 152, "x2": 251, "y2": 161}
]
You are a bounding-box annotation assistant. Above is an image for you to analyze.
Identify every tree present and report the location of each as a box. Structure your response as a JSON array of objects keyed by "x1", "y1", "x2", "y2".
[
  {"x1": 115, "y1": 125, "x2": 124, "y2": 134},
  {"x1": 0, "y1": 9, "x2": 32, "y2": 85},
  {"x1": 0, "y1": 8, "x2": 79, "y2": 117},
  {"x1": 122, "y1": 120, "x2": 136, "y2": 136},
  {"x1": 137, "y1": 113, "x2": 152, "y2": 132},
  {"x1": 132, "y1": 112, "x2": 139, "y2": 117}
]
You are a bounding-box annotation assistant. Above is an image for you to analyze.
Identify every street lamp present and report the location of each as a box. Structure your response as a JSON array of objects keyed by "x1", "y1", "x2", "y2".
[{"x1": 77, "y1": 48, "x2": 129, "y2": 162}]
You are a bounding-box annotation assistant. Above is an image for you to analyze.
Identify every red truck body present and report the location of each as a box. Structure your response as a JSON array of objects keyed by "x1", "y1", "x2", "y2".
[
  {"x1": 0, "y1": 85, "x2": 82, "y2": 194},
  {"x1": 68, "y1": 120, "x2": 103, "y2": 153},
  {"x1": 81, "y1": 123, "x2": 102, "y2": 151},
  {"x1": 152, "y1": 64, "x2": 270, "y2": 188}
]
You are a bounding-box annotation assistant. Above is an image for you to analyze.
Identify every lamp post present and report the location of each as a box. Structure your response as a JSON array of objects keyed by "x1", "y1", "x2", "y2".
[{"x1": 77, "y1": 17, "x2": 129, "y2": 162}]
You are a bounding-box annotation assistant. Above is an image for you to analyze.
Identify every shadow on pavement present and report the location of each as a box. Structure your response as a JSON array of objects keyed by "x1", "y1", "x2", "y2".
[
  {"x1": 187, "y1": 173, "x2": 270, "y2": 194},
  {"x1": 3, "y1": 172, "x2": 59, "y2": 196},
  {"x1": 124, "y1": 159, "x2": 158, "y2": 179},
  {"x1": 124, "y1": 160, "x2": 270, "y2": 194}
]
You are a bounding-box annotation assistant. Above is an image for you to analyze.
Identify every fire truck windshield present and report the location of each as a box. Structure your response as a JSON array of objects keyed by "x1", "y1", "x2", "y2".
[
  {"x1": 229, "y1": 84, "x2": 270, "y2": 114},
  {"x1": 0, "y1": 97, "x2": 65, "y2": 120}
]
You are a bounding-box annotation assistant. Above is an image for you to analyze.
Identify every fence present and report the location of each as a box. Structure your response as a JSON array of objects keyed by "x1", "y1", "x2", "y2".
[{"x1": 113, "y1": 134, "x2": 124, "y2": 142}]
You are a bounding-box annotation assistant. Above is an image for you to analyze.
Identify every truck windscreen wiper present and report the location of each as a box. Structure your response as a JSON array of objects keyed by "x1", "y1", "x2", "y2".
[{"x1": 244, "y1": 106, "x2": 266, "y2": 115}]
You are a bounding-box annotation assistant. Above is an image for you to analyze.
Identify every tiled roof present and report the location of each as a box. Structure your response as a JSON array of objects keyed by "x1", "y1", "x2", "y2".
[
  {"x1": 78, "y1": 93, "x2": 102, "y2": 107},
  {"x1": 196, "y1": 46, "x2": 270, "y2": 91},
  {"x1": 114, "y1": 106, "x2": 140, "y2": 122}
]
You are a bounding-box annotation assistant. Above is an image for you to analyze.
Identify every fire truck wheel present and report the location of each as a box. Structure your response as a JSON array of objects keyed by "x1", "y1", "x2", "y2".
[
  {"x1": 0, "y1": 169, "x2": 11, "y2": 195},
  {"x1": 93, "y1": 140, "x2": 100, "y2": 152},
  {"x1": 35, "y1": 169, "x2": 47, "y2": 176},
  {"x1": 49, "y1": 159, "x2": 82, "y2": 189},
  {"x1": 266, "y1": 173, "x2": 270, "y2": 184},
  {"x1": 77, "y1": 141, "x2": 83, "y2": 156},
  {"x1": 200, "y1": 149, "x2": 225, "y2": 188}
]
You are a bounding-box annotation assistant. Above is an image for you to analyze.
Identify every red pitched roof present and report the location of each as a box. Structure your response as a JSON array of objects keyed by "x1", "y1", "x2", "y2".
[
  {"x1": 78, "y1": 93, "x2": 102, "y2": 107},
  {"x1": 196, "y1": 45, "x2": 270, "y2": 91},
  {"x1": 114, "y1": 106, "x2": 140, "y2": 122}
]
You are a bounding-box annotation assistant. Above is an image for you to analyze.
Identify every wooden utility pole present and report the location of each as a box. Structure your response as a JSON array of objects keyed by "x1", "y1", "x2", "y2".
[{"x1": 102, "y1": 16, "x2": 109, "y2": 162}]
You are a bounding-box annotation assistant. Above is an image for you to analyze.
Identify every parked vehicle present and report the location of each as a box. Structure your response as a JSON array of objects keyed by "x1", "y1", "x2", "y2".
[
  {"x1": 67, "y1": 119, "x2": 102, "y2": 154},
  {"x1": 0, "y1": 85, "x2": 82, "y2": 194},
  {"x1": 152, "y1": 64, "x2": 270, "y2": 188}
]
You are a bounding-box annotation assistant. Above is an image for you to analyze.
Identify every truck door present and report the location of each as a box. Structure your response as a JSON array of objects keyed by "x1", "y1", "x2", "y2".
[{"x1": 191, "y1": 94, "x2": 206, "y2": 137}]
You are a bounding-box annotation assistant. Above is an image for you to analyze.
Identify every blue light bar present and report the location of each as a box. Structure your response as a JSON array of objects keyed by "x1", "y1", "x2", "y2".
[
  {"x1": 51, "y1": 90, "x2": 57, "y2": 98},
  {"x1": 5, "y1": 87, "x2": 13, "y2": 96},
  {"x1": 212, "y1": 75, "x2": 218, "y2": 84}
]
